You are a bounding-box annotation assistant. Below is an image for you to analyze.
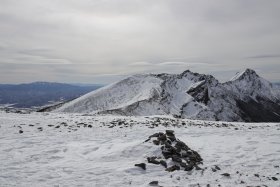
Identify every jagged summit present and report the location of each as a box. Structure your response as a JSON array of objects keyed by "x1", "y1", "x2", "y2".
[
  {"x1": 54, "y1": 69, "x2": 280, "y2": 122},
  {"x1": 225, "y1": 69, "x2": 276, "y2": 101},
  {"x1": 230, "y1": 68, "x2": 259, "y2": 81}
]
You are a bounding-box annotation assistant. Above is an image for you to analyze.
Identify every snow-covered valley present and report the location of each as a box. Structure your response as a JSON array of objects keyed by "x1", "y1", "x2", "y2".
[{"x1": 0, "y1": 111, "x2": 279, "y2": 186}]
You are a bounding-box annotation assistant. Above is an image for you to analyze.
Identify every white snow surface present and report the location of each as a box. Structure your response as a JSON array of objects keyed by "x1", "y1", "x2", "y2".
[
  {"x1": 55, "y1": 73, "x2": 207, "y2": 118},
  {"x1": 0, "y1": 111, "x2": 280, "y2": 186},
  {"x1": 56, "y1": 74, "x2": 163, "y2": 114}
]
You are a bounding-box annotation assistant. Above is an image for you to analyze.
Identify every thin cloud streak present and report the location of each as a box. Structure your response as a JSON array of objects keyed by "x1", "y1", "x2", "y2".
[{"x1": 245, "y1": 54, "x2": 280, "y2": 59}]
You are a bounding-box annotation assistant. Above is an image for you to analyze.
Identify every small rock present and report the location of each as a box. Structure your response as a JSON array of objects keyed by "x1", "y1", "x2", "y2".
[
  {"x1": 168, "y1": 136, "x2": 176, "y2": 142},
  {"x1": 221, "y1": 173, "x2": 230, "y2": 177},
  {"x1": 88, "y1": 125, "x2": 92, "y2": 128},
  {"x1": 214, "y1": 165, "x2": 221, "y2": 170},
  {"x1": 153, "y1": 140, "x2": 160, "y2": 145},
  {"x1": 172, "y1": 155, "x2": 182, "y2": 163},
  {"x1": 272, "y1": 177, "x2": 278, "y2": 181},
  {"x1": 184, "y1": 164, "x2": 194, "y2": 171},
  {"x1": 175, "y1": 141, "x2": 188, "y2": 149},
  {"x1": 166, "y1": 130, "x2": 174, "y2": 136},
  {"x1": 135, "y1": 163, "x2": 146, "y2": 170},
  {"x1": 147, "y1": 157, "x2": 160, "y2": 165},
  {"x1": 166, "y1": 165, "x2": 180, "y2": 172},
  {"x1": 144, "y1": 138, "x2": 151, "y2": 142},
  {"x1": 149, "y1": 181, "x2": 158, "y2": 186},
  {"x1": 212, "y1": 168, "x2": 217, "y2": 172},
  {"x1": 19, "y1": 130, "x2": 23, "y2": 134},
  {"x1": 160, "y1": 160, "x2": 167, "y2": 168},
  {"x1": 158, "y1": 134, "x2": 167, "y2": 141},
  {"x1": 254, "y1": 174, "x2": 259, "y2": 178}
]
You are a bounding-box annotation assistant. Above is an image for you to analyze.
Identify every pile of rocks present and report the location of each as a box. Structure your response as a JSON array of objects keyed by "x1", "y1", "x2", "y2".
[{"x1": 136, "y1": 130, "x2": 203, "y2": 172}]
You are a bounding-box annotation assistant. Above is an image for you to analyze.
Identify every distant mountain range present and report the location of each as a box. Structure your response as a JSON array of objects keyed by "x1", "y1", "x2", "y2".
[
  {"x1": 0, "y1": 82, "x2": 103, "y2": 108},
  {"x1": 55, "y1": 69, "x2": 280, "y2": 122}
]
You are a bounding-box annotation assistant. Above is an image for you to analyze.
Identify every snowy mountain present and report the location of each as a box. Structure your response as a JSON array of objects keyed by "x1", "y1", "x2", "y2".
[{"x1": 55, "y1": 69, "x2": 280, "y2": 122}]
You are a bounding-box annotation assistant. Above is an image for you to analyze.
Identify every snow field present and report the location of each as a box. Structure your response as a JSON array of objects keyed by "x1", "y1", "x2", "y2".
[{"x1": 0, "y1": 112, "x2": 279, "y2": 186}]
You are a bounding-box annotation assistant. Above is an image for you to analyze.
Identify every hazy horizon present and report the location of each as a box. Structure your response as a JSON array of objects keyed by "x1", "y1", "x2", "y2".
[
  {"x1": 0, "y1": 68, "x2": 280, "y2": 85},
  {"x1": 1, "y1": 0, "x2": 279, "y2": 84}
]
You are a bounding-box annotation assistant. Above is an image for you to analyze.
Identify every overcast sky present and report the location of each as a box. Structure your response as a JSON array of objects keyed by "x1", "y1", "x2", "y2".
[{"x1": 0, "y1": 0, "x2": 279, "y2": 84}]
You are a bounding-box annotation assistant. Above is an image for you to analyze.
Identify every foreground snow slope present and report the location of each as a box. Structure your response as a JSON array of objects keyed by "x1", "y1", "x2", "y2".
[
  {"x1": 55, "y1": 69, "x2": 280, "y2": 122},
  {"x1": 0, "y1": 112, "x2": 279, "y2": 186}
]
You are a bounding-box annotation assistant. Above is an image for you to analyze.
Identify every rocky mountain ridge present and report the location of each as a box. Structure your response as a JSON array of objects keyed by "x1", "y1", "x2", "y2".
[{"x1": 55, "y1": 69, "x2": 280, "y2": 122}]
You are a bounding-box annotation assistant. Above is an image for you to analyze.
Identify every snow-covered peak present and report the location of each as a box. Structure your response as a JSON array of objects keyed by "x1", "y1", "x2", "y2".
[
  {"x1": 230, "y1": 68, "x2": 259, "y2": 82},
  {"x1": 225, "y1": 68, "x2": 278, "y2": 102}
]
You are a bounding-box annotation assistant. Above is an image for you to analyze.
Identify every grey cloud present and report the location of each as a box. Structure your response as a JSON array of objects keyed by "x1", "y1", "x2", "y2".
[{"x1": 0, "y1": 0, "x2": 279, "y2": 83}]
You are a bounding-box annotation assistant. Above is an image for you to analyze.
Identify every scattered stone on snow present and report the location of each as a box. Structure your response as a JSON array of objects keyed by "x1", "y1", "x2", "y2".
[
  {"x1": 137, "y1": 130, "x2": 203, "y2": 173},
  {"x1": 149, "y1": 181, "x2": 159, "y2": 186},
  {"x1": 254, "y1": 174, "x2": 259, "y2": 178},
  {"x1": 214, "y1": 165, "x2": 221, "y2": 170},
  {"x1": 221, "y1": 173, "x2": 230, "y2": 177},
  {"x1": 135, "y1": 163, "x2": 146, "y2": 170},
  {"x1": 166, "y1": 165, "x2": 180, "y2": 172}
]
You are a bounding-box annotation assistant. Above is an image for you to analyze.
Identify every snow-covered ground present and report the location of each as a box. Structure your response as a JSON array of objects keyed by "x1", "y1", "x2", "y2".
[{"x1": 0, "y1": 112, "x2": 279, "y2": 186}]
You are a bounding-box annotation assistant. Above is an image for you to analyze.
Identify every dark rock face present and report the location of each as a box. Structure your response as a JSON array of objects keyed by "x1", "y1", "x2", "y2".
[
  {"x1": 136, "y1": 130, "x2": 203, "y2": 173},
  {"x1": 187, "y1": 81, "x2": 210, "y2": 105},
  {"x1": 236, "y1": 96, "x2": 280, "y2": 122}
]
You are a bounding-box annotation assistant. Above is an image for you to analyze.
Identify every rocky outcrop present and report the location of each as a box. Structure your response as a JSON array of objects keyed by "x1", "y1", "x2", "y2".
[{"x1": 136, "y1": 130, "x2": 203, "y2": 172}]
